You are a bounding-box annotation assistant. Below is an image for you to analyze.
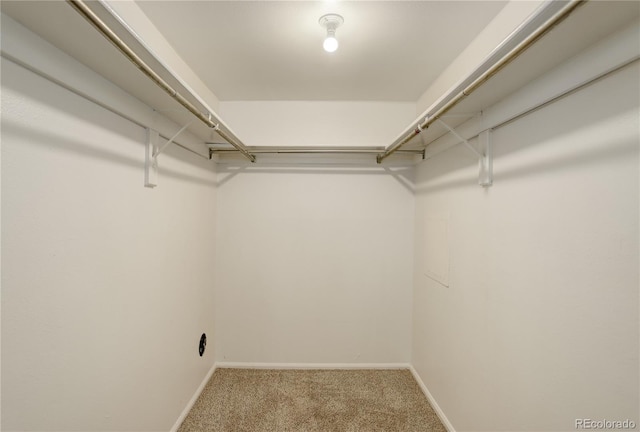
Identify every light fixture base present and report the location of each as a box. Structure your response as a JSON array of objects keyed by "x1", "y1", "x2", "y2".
[{"x1": 319, "y1": 13, "x2": 344, "y2": 29}]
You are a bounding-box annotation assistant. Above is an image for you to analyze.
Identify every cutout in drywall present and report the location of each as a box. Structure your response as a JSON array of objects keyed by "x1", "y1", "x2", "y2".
[{"x1": 424, "y1": 214, "x2": 450, "y2": 287}]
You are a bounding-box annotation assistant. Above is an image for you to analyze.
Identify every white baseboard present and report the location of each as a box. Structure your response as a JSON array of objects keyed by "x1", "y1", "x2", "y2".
[
  {"x1": 215, "y1": 362, "x2": 411, "y2": 370},
  {"x1": 170, "y1": 362, "x2": 217, "y2": 432},
  {"x1": 409, "y1": 365, "x2": 456, "y2": 432}
]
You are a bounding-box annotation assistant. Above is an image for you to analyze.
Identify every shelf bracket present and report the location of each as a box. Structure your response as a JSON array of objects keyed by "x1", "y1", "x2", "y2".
[
  {"x1": 153, "y1": 122, "x2": 191, "y2": 158},
  {"x1": 144, "y1": 122, "x2": 191, "y2": 188},
  {"x1": 437, "y1": 119, "x2": 492, "y2": 187},
  {"x1": 145, "y1": 128, "x2": 159, "y2": 188},
  {"x1": 478, "y1": 129, "x2": 492, "y2": 187}
]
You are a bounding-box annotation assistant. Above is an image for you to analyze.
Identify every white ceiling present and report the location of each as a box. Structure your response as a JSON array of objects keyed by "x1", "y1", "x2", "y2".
[{"x1": 135, "y1": 1, "x2": 508, "y2": 101}]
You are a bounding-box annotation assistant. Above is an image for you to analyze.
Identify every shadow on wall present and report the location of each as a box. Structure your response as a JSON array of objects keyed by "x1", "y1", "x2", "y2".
[
  {"x1": 215, "y1": 164, "x2": 416, "y2": 193},
  {"x1": 413, "y1": 64, "x2": 639, "y2": 196},
  {"x1": 1, "y1": 120, "x2": 217, "y2": 188},
  {"x1": 1, "y1": 60, "x2": 146, "y2": 147},
  {"x1": 414, "y1": 127, "x2": 638, "y2": 196},
  {"x1": 1, "y1": 58, "x2": 213, "y2": 179}
]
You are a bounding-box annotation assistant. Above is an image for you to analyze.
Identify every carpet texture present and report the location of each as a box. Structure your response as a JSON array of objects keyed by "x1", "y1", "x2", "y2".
[{"x1": 178, "y1": 369, "x2": 447, "y2": 432}]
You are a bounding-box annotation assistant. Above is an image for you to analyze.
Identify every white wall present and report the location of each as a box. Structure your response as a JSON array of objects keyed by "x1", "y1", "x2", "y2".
[
  {"x1": 412, "y1": 35, "x2": 639, "y2": 432},
  {"x1": 219, "y1": 101, "x2": 416, "y2": 147},
  {"x1": 215, "y1": 165, "x2": 415, "y2": 364},
  {"x1": 1, "y1": 21, "x2": 217, "y2": 432}
]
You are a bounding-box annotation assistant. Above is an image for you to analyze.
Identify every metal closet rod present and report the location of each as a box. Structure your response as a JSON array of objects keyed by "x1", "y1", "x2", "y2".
[
  {"x1": 377, "y1": 0, "x2": 585, "y2": 164},
  {"x1": 208, "y1": 145, "x2": 424, "y2": 155},
  {"x1": 66, "y1": 0, "x2": 256, "y2": 163}
]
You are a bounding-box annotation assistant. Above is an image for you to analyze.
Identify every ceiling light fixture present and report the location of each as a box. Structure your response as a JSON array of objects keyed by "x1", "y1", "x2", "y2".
[{"x1": 319, "y1": 13, "x2": 344, "y2": 53}]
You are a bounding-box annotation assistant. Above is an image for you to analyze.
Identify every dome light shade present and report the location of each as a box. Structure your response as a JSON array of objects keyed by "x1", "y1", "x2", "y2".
[{"x1": 319, "y1": 14, "x2": 344, "y2": 53}]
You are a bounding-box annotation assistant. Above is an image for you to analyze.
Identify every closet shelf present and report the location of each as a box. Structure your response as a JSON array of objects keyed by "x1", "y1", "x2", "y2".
[
  {"x1": 67, "y1": 0, "x2": 256, "y2": 163},
  {"x1": 377, "y1": 0, "x2": 584, "y2": 164},
  {"x1": 376, "y1": 0, "x2": 638, "y2": 182}
]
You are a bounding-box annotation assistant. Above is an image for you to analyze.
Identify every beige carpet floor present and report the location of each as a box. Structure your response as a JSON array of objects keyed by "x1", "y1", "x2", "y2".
[{"x1": 178, "y1": 369, "x2": 447, "y2": 432}]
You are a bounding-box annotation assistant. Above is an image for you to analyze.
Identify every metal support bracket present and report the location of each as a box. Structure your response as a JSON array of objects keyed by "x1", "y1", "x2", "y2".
[
  {"x1": 144, "y1": 122, "x2": 190, "y2": 188},
  {"x1": 437, "y1": 119, "x2": 492, "y2": 187}
]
